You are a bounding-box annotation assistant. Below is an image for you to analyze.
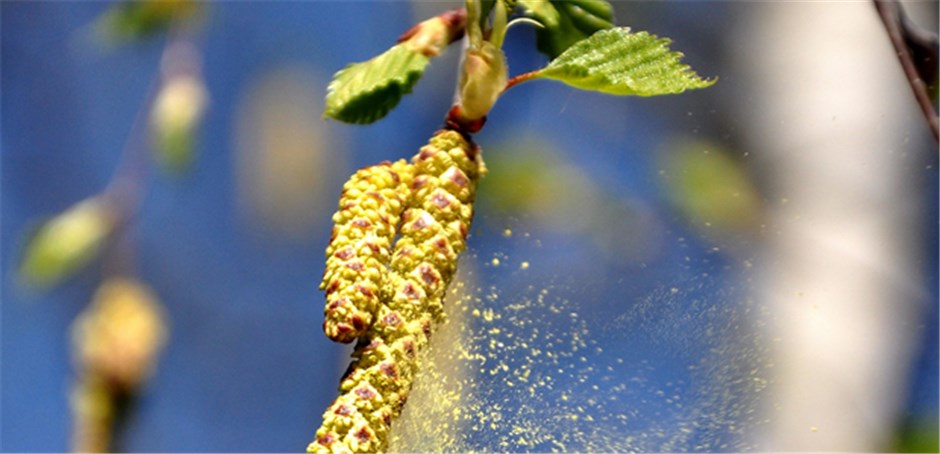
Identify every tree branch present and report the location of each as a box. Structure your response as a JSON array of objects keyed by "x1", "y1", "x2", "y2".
[{"x1": 874, "y1": 0, "x2": 939, "y2": 142}]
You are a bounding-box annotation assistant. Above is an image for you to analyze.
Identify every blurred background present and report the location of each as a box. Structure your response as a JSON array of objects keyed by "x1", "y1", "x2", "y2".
[{"x1": 2, "y1": 1, "x2": 937, "y2": 452}]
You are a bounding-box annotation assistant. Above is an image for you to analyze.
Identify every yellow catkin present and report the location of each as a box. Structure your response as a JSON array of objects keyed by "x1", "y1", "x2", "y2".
[
  {"x1": 310, "y1": 130, "x2": 486, "y2": 453},
  {"x1": 322, "y1": 160, "x2": 414, "y2": 343},
  {"x1": 70, "y1": 277, "x2": 168, "y2": 453}
]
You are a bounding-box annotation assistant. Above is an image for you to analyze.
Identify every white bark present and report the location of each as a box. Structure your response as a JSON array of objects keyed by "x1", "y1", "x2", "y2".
[{"x1": 736, "y1": 2, "x2": 931, "y2": 450}]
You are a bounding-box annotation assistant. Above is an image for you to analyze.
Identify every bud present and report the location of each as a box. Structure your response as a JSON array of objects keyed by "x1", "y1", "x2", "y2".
[{"x1": 456, "y1": 41, "x2": 508, "y2": 123}]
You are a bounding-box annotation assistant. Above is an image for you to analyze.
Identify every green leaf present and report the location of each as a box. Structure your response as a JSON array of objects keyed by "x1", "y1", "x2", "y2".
[
  {"x1": 532, "y1": 0, "x2": 615, "y2": 59},
  {"x1": 95, "y1": 1, "x2": 200, "y2": 45},
  {"x1": 20, "y1": 198, "x2": 115, "y2": 288},
  {"x1": 517, "y1": 0, "x2": 559, "y2": 28},
  {"x1": 150, "y1": 75, "x2": 208, "y2": 174},
  {"x1": 535, "y1": 28, "x2": 715, "y2": 96},
  {"x1": 324, "y1": 43, "x2": 431, "y2": 124}
]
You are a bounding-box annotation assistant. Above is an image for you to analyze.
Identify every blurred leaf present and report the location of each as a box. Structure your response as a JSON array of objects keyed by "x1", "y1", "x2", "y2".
[
  {"x1": 20, "y1": 198, "x2": 116, "y2": 288},
  {"x1": 533, "y1": 0, "x2": 614, "y2": 59},
  {"x1": 477, "y1": 140, "x2": 599, "y2": 233},
  {"x1": 535, "y1": 28, "x2": 715, "y2": 96},
  {"x1": 892, "y1": 417, "x2": 940, "y2": 453},
  {"x1": 153, "y1": 124, "x2": 195, "y2": 173},
  {"x1": 150, "y1": 74, "x2": 208, "y2": 173},
  {"x1": 95, "y1": 0, "x2": 200, "y2": 45},
  {"x1": 661, "y1": 140, "x2": 761, "y2": 234},
  {"x1": 324, "y1": 44, "x2": 431, "y2": 124}
]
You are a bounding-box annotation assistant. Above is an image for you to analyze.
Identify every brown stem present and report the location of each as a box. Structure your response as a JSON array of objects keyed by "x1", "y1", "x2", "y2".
[
  {"x1": 873, "y1": 0, "x2": 939, "y2": 142},
  {"x1": 504, "y1": 70, "x2": 541, "y2": 92}
]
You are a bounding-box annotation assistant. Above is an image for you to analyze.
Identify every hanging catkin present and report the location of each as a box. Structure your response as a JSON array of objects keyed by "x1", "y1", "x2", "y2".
[
  {"x1": 310, "y1": 130, "x2": 485, "y2": 453},
  {"x1": 321, "y1": 160, "x2": 414, "y2": 343},
  {"x1": 70, "y1": 277, "x2": 167, "y2": 453}
]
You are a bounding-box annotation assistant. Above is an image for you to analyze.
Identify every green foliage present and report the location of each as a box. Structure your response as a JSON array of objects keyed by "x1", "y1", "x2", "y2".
[
  {"x1": 153, "y1": 124, "x2": 195, "y2": 173},
  {"x1": 324, "y1": 44, "x2": 431, "y2": 125},
  {"x1": 20, "y1": 198, "x2": 115, "y2": 288},
  {"x1": 517, "y1": 0, "x2": 559, "y2": 28},
  {"x1": 324, "y1": 4, "x2": 714, "y2": 125},
  {"x1": 535, "y1": 28, "x2": 715, "y2": 96},
  {"x1": 892, "y1": 417, "x2": 940, "y2": 453},
  {"x1": 530, "y1": 0, "x2": 615, "y2": 59},
  {"x1": 150, "y1": 75, "x2": 208, "y2": 174},
  {"x1": 661, "y1": 139, "x2": 761, "y2": 234},
  {"x1": 95, "y1": 1, "x2": 199, "y2": 45}
]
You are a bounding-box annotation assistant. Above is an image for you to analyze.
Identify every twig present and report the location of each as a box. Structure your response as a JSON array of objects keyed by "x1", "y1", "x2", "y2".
[{"x1": 874, "y1": 0, "x2": 939, "y2": 142}]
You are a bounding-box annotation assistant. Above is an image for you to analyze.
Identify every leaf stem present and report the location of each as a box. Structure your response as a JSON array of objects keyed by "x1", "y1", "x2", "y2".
[{"x1": 504, "y1": 70, "x2": 541, "y2": 92}]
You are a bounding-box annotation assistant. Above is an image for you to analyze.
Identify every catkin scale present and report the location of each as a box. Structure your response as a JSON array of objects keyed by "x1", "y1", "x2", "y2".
[
  {"x1": 311, "y1": 130, "x2": 485, "y2": 453},
  {"x1": 321, "y1": 160, "x2": 413, "y2": 343}
]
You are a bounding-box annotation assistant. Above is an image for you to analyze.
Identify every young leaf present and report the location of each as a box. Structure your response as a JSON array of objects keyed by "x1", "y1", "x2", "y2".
[
  {"x1": 20, "y1": 198, "x2": 116, "y2": 288},
  {"x1": 534, "y1": 27, "x2": 715, "y2": 96},
  {"x1": 532, "y1": 0, "x2": 615, "y2": 59},
  {"x1": 150, "y1": 73, "x2": 208, "y2": 173},
  {"x1": 324, "y1": 44, "x2": 430, "y2": 124}
]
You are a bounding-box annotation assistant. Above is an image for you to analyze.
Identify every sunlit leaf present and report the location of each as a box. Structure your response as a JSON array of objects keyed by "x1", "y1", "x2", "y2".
[
  {"x1": 20, "y1": 198, "x2": 115, "y2": 288},
  {"x1": 324, "y1": 44, "x2": 431, "y2": 125},
  {"x1": 533, "y1": 0, "x2": 614, "y2": 59},
  {"x1": 535, "y1": 28, "x2": 715, "y2": 96}
]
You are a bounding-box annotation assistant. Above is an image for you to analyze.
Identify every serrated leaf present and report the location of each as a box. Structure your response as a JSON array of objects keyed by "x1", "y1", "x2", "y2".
[
  {"x1": 324, "y1": 44, "x2": 431, "y2": 124},
  {"x1": 533, "y1": 0, "x2": 614, "y2": 59},
  {"x1": 95, "y1": 1, "x2": 200, "y2": 45},
  {"x1": 535, "y1": 28, "x2": 715, "y2": 96}
]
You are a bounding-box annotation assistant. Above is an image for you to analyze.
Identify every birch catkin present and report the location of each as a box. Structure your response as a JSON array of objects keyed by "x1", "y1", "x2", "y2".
[
  {"x1": 70, "y1": 278, "x2": 167, "y2": 453},
  {"x1": 311, "y1": 130, "x2": 485, "y2": 453},
  {"x1": 322, "y1": 160, "x2": 413, "y2": 343}
]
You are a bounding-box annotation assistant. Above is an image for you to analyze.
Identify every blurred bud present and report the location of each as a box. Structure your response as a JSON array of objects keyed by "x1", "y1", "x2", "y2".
[
  {"x1": 20, "y1": 198, "x2": 116, "y2": 288},
  {"x1": 150, "y1": 43, "x2": 208, "y2": 173},
  {"x1": 71, "y1": 278, "x2": 168, "y2": 392},
  {"x1": 456, "y1": 41, "x2": 508, "y2": 122}
]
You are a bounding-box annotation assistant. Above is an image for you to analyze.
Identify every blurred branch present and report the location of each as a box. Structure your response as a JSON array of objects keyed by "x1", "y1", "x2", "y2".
[{"x1": 874, "y1": 0, "x2": 939, "y2": 142}]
